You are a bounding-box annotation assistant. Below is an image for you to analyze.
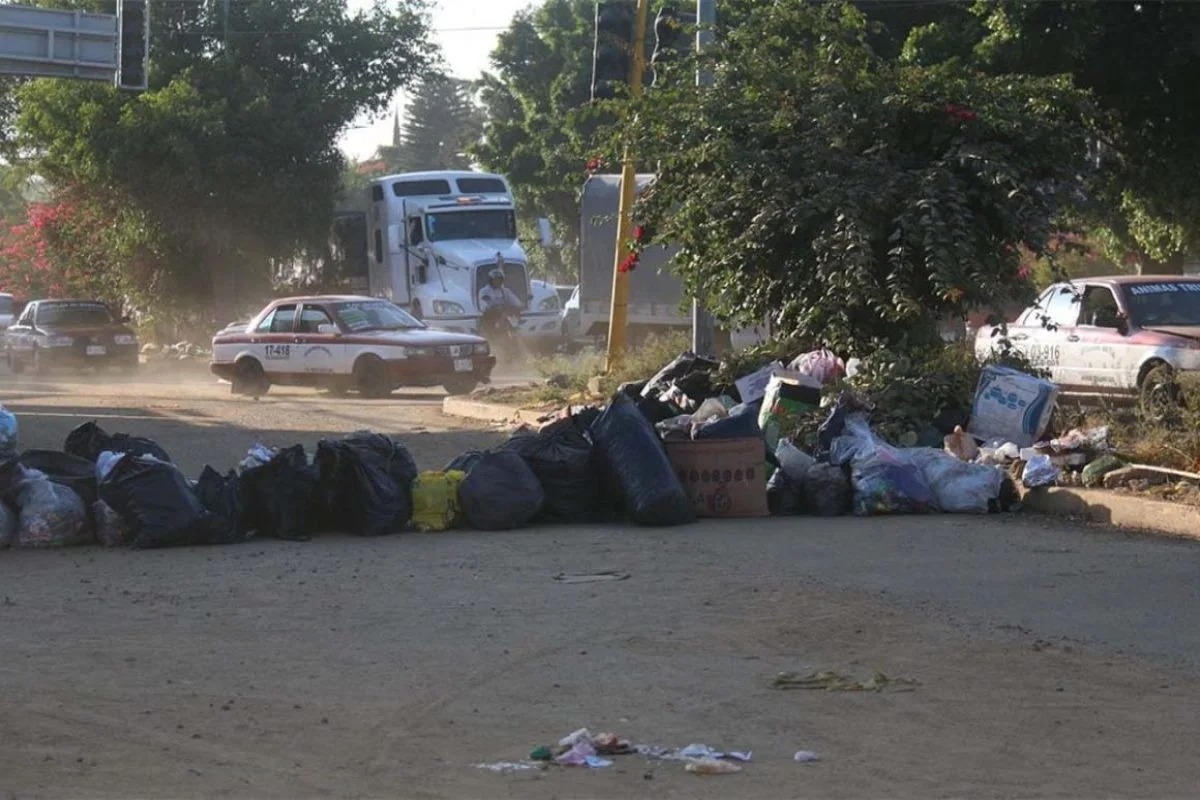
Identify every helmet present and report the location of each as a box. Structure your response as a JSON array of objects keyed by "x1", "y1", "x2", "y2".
[{"x1": 488, "y1": 268, "x2": 505, "y2": 281}]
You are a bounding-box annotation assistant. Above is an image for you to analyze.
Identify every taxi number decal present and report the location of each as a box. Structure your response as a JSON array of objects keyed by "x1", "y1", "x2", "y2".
[
  {"x1": 1025, "y1": 344, "x2": 1060, "y2": 366},
  {"x1": 265, "y1": 344, "x2": 290, "y2": 360}
]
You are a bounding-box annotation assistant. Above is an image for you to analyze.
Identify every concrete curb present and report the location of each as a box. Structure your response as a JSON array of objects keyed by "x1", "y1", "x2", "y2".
[
  {"x1": 441, "y1": 396, "x2": 549, "y2": 426},
  {"x1": 441, "y1": 396, "x2": 1200, "y2": 543},
  {"x1": 1020, "y1": 486, "x2": 1200, "y2": 542}
]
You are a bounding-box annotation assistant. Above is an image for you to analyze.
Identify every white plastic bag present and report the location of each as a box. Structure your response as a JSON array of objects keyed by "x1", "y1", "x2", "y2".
[
  {"x1": 96, "y1": 450, "x2": 126, "y2": 483},
  {"x1": 910, "y1": 448, "x2": 1005, "y2": 514},
  {"x1": 1022, "y1": 454, "x2": 1059, "y2": 488},
  {"x1": 775, "y1": 440, "x2": 815, "y2": 482},
  {"x1": 13, "y1": 468, "x2": 90, "y2": 547}
]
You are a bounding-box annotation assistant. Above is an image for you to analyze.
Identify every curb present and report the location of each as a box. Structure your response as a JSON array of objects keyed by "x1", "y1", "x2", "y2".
[
  {"x1": 1019, "y1": 485, "x2": 1200, "y2": 542},
  {"x1": 441, "y1": 396, "x2": 549, "y2": 426},
  {"x1": 440, "y1": 396, "x2": 1200, "y2": 543}
]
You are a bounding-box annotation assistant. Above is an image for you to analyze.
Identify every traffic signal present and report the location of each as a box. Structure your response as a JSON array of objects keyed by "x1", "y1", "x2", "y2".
[
  {"x1": 117, "y1": 0, "x2": 149, "y2": 91},
  {"x1": 652, "y1": 3, "x2": 696, "y2": 87},
  {"x1": 592, "y1": 0, "x2": 635, "y2": 102}
]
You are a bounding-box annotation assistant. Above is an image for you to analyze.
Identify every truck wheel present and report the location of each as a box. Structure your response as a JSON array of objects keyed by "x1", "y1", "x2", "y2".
[
  {"x1": 355, "y1": 356, "x2": 393, "y2": 398},
  {"x1": 234, "y1": 358, "x2": 270, "y2": 398},
  {"x1": 1139, "y1": 363, "x2": 1180, "y2": 420},
  {"x1": 442, "y1": 378, "x2": 477, "y2": 396}
]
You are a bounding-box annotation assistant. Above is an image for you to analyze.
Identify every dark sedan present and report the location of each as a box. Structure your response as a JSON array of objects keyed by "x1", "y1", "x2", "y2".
[{"x1": 5, "y1": 300, "x2": 139, "y2": 374}]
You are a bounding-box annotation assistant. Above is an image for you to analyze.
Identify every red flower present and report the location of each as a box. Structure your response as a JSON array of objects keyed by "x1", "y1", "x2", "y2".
[
  {"x1": 586, "y1": 157, "x2": 605, "y2": 174},
  {"x1": 1017, "y1": 265, "x2": 1032, "y2": 280},
  {"x1": 633, "y1": 225, "x2": 646, "y2": 242},
  {"x1": 944, "y1": 104, "x2": 977, "y2": 124},
  {"x1": 618, "y1": 252, "x2": 639, "y2": 274}
]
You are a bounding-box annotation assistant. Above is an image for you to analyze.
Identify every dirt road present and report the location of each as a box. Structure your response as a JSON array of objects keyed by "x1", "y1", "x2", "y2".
[{"x1": 1, "y1": 376, "x2": 1198, "y2": 798}]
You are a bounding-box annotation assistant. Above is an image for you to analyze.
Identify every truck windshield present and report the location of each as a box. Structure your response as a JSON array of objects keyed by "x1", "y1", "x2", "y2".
[
  {"x1": 37, "y1": 303, "x2": 112, "y2": 327},
  {"x1": 1125, "y1": 283, "x2": 1200, "y2": 327},
  {"x1": 333, "y1": 301, "x2": 424, "y2": 332},
  {"x1": 426, "y1": 210, "x2": 516, "y2": 242}
]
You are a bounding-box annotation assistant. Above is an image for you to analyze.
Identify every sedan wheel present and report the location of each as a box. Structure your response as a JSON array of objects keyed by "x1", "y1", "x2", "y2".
[
  {"x1": 355, "y1": 357, "x2": 393, "y2": 399},
  {"x1": 1139, "y1": 364, "x2": 1181, "y2": 421}
]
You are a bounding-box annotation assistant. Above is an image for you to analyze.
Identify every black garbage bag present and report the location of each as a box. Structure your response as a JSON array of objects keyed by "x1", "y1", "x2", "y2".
[
  {"x1": 444, "y1": 450, "x2": 486, "y2": 474},
  {"x1": 618, "y1": 380, "x2": 647, "y2": 398},
  {"x1": 635, "y1": 395, "x2": 678, "y2": 426},
  {"x1": 591, "y1": 393, "x2": 694, "y2": 527},
  {"x1": 804, "y1": 462, "x2": 852, "y2": 517},
  {"x1": 767, "y1": 469, "x2": 805, "y2": 516},
  {"x1": 64, "y1": 421, "x2": 172, "y2": 464},
  {"x1": 503, "y1": 417, "x2": 599, "y2": 523},
  {"x1": 315, "y1": 433, "x2": 418, "y2": 537},
  {"x1": 99, "y1": 455, "x2": 239, "y2": 549},
  {"x1": 194, "y1": 466, "x2": 250, "y2": 537},
  {"x1": 240, "y1": 445, "x2": 320, "y2": 541},
  {"x1": 816, "y1": 392, "x2": 871, "y2": 456},
  {"x1": 457, "y1": 449, "x2": 545, "y2": 530},
  {"x1": 18, "y1": 450, "x2": 98, "y2": 506},
  {"x1": 640, "y1": 352, "x2": 720, "y2": 399}
]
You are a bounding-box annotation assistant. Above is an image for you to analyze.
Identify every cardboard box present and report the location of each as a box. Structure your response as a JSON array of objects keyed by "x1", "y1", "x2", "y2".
[
  {"x1": 968, "y1": 366, "x2": 1059, "y2": 448},
  {"x1": 666, "y1": 438, "x2": 769, "y2": 518}
]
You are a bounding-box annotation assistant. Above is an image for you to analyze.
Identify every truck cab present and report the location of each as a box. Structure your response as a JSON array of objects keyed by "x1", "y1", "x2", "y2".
[{"x1": 367, "y1": 171, "x2": 557, "y2": 343}]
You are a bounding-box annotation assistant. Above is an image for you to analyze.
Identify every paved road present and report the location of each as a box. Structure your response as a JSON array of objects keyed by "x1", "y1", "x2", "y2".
[{"x1": 0, "y1": 377, "x2": 1198, "y2": 798}]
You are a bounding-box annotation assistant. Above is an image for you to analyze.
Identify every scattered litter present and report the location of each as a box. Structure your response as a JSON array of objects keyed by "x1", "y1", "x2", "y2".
[
  {"x1": 553, "y1": 571, "x2": 630, "y2": 584},
  {"x1": 968, "y1": 366, "x2": 1058, "y2": 449},
  {"x1": 685, "y1": 757, "x2": 742, "y2": 775},
  {"x1": 474, "y1": 761, "x2": 538, "y2": 774},
  {"x1": 238, "y1": 444, "x2": 277, "y2": 472},
  {"x1": 793, "y1": 750, "x2": 821, "y2": 763},
  {"x1": 771, "y1": 669, "x2": 919, "y2": 692},
  {"x1": 584, "y1": 756, "x2": 612, "y2": 768},
  {"x1": 1022, "y1": 454, "x2": 1060, "y2": 489}
]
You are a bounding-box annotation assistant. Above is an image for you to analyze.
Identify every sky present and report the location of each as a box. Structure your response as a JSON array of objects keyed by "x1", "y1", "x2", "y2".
[{"x1": 339, "y1": 0, "x2": 530, "y2": 162}]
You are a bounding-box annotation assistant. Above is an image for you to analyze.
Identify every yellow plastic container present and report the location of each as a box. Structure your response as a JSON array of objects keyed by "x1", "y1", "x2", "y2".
[{"x1": 411, "y1": 470, "x2": 466, "y2": 532}]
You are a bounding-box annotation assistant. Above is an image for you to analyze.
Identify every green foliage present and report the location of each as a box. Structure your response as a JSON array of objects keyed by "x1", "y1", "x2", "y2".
[
  {"x1": 473, "y1": 0, "x2": 600, "y2": 280},
  {"x1": 14, "y1": 0, "x2": 432, "y2": 316},
  {"x1": 909, "y1": 1, "x2": 1200, "y2": 271},
  {"x1": 377, "y1": 74, "x2": 484, "y2": 174},
  {"x1": 617, "y1": 0, "x2": 1091, "y2": 353}
]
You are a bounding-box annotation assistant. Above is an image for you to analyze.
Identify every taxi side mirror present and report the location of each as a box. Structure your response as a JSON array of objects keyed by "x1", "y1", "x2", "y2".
[{"x1": 317, "y1": 323, "x2": 340, "y2": 336}]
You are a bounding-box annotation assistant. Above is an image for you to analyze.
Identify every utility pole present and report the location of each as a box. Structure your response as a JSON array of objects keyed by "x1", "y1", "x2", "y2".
[
  {"x1": 691, "y1": 0, "x2": 717, "y2": 357},
  {"x1": 603, "y1": 0, "x2": 650, "y2": 373}
]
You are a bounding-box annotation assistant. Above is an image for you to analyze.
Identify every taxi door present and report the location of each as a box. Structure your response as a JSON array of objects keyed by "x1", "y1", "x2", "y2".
[
  {"x1": 293, "y1": 303, "x2": 347, "y2": 378},
  {"x1": 250, "y1": 303, "x2": 299, "y2": 379}
]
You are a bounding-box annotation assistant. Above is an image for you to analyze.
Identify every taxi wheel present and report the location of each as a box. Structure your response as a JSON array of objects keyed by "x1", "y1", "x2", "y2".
[
  {"x1": 354, "y1": 356, "x2": 393, "y2": 398},
  {"x1": 235, "y1": 358, "x2": 271, "y2": 398},
  {"x1": 1139, "y1": 363, "x2": 1180, "y2": 420}
]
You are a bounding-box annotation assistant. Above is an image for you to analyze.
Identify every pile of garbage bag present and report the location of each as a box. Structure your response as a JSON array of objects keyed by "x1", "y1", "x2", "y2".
[{"x1": 0, "y1": 348, "x2": 1059, "y2": 549}]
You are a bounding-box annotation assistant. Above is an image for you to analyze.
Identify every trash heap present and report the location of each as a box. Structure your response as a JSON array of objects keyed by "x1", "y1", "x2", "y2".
[{"x1": 0, "y1": 348, "x2": 1128, "y2": 548}]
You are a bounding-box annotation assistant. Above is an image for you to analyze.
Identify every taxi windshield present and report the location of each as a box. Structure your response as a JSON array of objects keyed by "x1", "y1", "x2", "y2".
[
  {"x1": 1125, "y1": 283, "x2": 1200, "y2": 327},
  {"x1": 333, "y1": 301, "x2": 424, "y2": 332}
]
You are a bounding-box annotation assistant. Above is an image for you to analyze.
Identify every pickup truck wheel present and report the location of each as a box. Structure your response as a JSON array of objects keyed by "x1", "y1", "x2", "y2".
[
  {"x1": 234, "y1": 358, "x2": 270, "y2": 398},
  {"x1": 1139, "y1": 363, "x2": 1180, "y2": 420},
  {"x1": 355, "y1": 356, "x2": 394, "y2": 398}
]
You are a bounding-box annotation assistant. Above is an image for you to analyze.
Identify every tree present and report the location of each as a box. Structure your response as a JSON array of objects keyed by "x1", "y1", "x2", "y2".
[
  {"x1": 15, "y1": 0, "x2": 432, "y2": 317},
  {"x1": 906, "y1": 1, "x2": 1200, "y2": 274},
  {"x1": 377, "y1": 74, "x2": 483, "y2": 173},
  {"x1": 617, "y1": 0, "x2": 1091, "y2": 352},
  {"x1": 473, "y1": 0, "x2": 599, "y2": 280}
]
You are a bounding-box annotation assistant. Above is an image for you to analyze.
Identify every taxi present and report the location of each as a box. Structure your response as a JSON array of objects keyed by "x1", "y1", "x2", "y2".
[
  {"x1": 975, "y1": 276, "x2": 1200, "y2": 407},
  {"x1": 211, "y1": 296, "x2": 495, "y2": 397}
]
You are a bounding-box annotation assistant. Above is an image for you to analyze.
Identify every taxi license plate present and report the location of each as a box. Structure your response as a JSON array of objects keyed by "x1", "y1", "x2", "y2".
[
  {"x1": 86, "y1": 345, "x2": 107, "y2": 356},
  {"x1": 453, "y1": 358, "x2": 473, "y2": 373}
]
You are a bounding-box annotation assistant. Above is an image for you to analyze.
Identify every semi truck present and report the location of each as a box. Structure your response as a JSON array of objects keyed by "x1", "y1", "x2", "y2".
[
  {"x1": 567, "y1": 174, "x2": 768, "y2": 348},
  {"x1": 364, "y1": 170, "x2": 563, "y2": 349}
]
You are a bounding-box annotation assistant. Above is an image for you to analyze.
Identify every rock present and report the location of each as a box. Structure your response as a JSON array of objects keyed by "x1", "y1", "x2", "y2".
[
  {"x1": 586, "y1": 376, "x2": 605, "y2": 397},
  {"x1": 1103, "y1": 466, "x2": 1170, "y2": 489}
]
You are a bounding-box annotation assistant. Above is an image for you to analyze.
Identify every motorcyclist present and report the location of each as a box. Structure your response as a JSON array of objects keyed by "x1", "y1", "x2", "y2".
[{"x1": 478, "y1": 268, "x2": 522, "y2": 315}]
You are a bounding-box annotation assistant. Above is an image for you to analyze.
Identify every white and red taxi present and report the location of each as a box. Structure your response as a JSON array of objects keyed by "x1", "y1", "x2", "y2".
[{"x1": 211, "y1": 296, "x2": 495, "y2": 397}]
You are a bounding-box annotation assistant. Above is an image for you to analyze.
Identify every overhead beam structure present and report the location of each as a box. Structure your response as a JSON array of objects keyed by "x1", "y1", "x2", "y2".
[{"x1": 0, "y1": 3, "x2": 117, "y2": 83}]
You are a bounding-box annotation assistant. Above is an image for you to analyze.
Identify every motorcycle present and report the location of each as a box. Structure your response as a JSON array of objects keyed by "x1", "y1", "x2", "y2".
[{"x1": 478, "y1": 305, "x2": 523, "y2": 362}]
